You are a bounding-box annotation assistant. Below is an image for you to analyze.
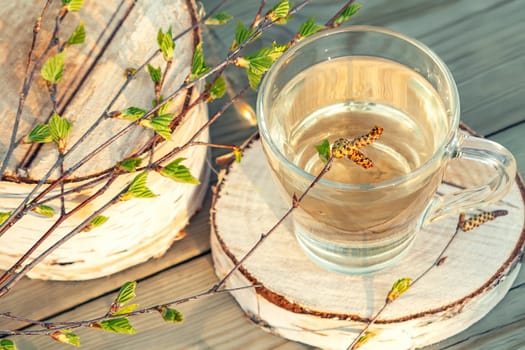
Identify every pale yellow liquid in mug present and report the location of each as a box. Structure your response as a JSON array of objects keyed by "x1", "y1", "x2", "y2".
[{"x1": 266, "y1": 56, "x2": 449, "y2": 272}]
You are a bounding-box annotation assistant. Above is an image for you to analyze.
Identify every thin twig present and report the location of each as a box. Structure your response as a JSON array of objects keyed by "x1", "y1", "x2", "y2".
[
  {"x1": 0, "y1": 0, "x2": 313, "y2": 297},
  {"x1": 0, "y1": 0, "x2": 309, "y2": 238},
  {"x1": 210, "y1": 157, "x2": 333, "y2": 292},
  {"x1": 326, "y1": 0, "x2": 355, "y2": 27},
  {"x1": 0, "y1": 284, "x2": 260, "y2": 336},
  {"x1": 155, "y1": 85, "x2": 250, "y2": 166},
  {"x1": 190, "y1": 142, "x2": 238, "y2": 150},
  {"x1": 37, "y1": 172, "x2": 115, "y2": 204},
  {"x1": 0, "y1": 84, "x2": 249, "y2": 289},
  {"x1": 250, "y1": 0, "x2": 266, "y2": 29},
  {"x1": 0, "y1": 0, "x2": 232, "y2": 236},
  {"x1": 0, "y1": 84, "x2": 248, "y2": 292},
  {"x1": 410, "y1": 221, "x2": 462, "y2": 286},
  {"x1": 345, "y1": 220, "x2": 463, "y2": 350},
  {"x1": 59, "y1": 159, "x2": 66, "y2": 216},
  {"x1": 0, "y1": 0, "x2": 55, "y2": 178},
  {"x1": 0, "y1": 175, "x2": 119, "y2": 296}
]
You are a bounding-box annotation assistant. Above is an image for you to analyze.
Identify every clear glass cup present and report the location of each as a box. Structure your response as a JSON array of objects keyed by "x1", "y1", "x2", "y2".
[{"x1": 256, "y1": 26, "x2": 516, "y2": 274}]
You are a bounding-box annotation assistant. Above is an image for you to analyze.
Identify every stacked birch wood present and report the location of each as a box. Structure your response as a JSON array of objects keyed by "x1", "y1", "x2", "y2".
[
  {"x1": 211, "y1": 131, "x2": 525, "y2": 350},
  {"x1": 0, "y1": 0, "x2": 209, "y2": 280}
]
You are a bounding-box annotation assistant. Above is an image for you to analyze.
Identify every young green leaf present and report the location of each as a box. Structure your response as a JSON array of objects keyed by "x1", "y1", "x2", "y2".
[
  {"x1": 157, "y1": 27, "x2": 175, "y2": 61},
  {"x1": 241, "y1": 43, "x2": 286, "y2": 89},
  {"x1": 82, "y1": 215, "x2": 109, "y2": 232},
  {"x1": 231, "y1": 21, "x2": 255, "y2": 50},
  {"x1": 204, "y1": 11, "x2": 233, "y2": 25},
  {"x1": 49, "y1": 113, "x2": 72, "y2": 142},
  {"x1": 147, "y1": 64, "x2": 162, "y2": 83},
  {"x1": 120, "y1": 172, "x2": 157, "y2": 201},
  {"x1": 207, "y1": 75, "x2": 226, "y2": 101},
  {"x1": 245, "y1": 54, "x2": 274, "y2": 89},
  {"x1": 41, "y1": 52, "x2": 65, "y2": 84},
  {"x1": 0, "y1": 212, "x2": 12, "y2": 226},
  {"x1": 115, "y1": 107, "x2": 146, "y2": 121},
  {"x1": 0, "y1": 339, "x2": 17, "y2": 350},
  {"x1": 190, "y1": 42, "x2": 209, "y2": 80},
  {"x1": 151, "y1": 96, "x2": 173, "y2": 115},
  {"x1": 243, "y1": 53, "x2": 274, "y2": 89},
  {"x1": 116, "y1": 281, "x2": 137, "y2": 304},
  {"x1": 159, "y1": 306, "x2": 183, "y2": 323},
  {"x1": 159, "y1": 158, "x2": 200, "y2": 184},
  {"x1": 315, "y1": 139, "x2": 331, "y2": 164},
  {"x1": 51, "y1": 331, "x2": 80, "y2": 347},
  {"x1": 66, "y1": 22, "x2": 86, "y2": 45},
  {"x1": 91, "y1": 215, "x2": 109, "y2": 227},
  {"x1": 65, "y1": 0, "x2": 84, "y2": 12},
  {"x1": 351, "y1": 330, "x2": 378, "y2": 350},
  {"x1": 112, "y1": 303, "x2": 140, "y2": 316},
  {"x1": 49, "y1": 113, "x2": 72, "y2": 153},
  {"x1": 32, "y1": 205, "x2": 55, "y2": 218},
  {"x1": 333, "y1": 3, "x2": 362, "y2": 25},
  {"x1": 386, "y1": 277, "x2": 412, "y2": 303},
  {"x1": 246, "y1": 67, "x2": 264, "y2": 90},
  {"x1": 267, "y1": 0, "x2": 290, "y2": 22},
  {"x1": 25, "y1": 124, "x2": 53, "y2": 143},
  {"x1": 146, "y1": 113, "x2": 174, "y2": 140},
  {"x1": 95, "y1": 318, "x2": 136, "y2": 334},
  {"x1": 234, "y1": 147, "x2": 243, "y2": 163},
  {"x1": 298, "y1": 17, "x2": 324, "y2": 39},
  {"x1": 248, "y1": 43, "x2": 286, "y2": 62},
  {"x1": 118, "y1": 157, "x2": 142, "y2": 172}
]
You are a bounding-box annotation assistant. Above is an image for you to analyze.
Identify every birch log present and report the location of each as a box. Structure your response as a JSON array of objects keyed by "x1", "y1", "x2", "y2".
[
  {"x1": 0, "y1": 0, "x2": 209, "y2": 280},
  {"x1": 211, "y1": 130, "x2": 525, "y2": 350}
]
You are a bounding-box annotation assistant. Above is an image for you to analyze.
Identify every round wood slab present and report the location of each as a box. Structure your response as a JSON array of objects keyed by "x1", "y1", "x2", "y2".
[
  {"x1": 0, "y1": 0, "x2": 209, "y2": 280},
  {"x1": 211, "y1": 130, "x2": 525, "y2": 349}
]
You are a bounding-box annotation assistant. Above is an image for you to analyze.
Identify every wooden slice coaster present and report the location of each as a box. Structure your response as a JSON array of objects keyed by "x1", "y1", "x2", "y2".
[{"x1": 211, "y1": 128, "x2": 525, "y2": 350}]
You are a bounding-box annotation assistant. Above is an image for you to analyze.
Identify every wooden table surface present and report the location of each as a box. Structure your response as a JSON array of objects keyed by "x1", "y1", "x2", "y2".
[{"x1": 2, "y1": 1, "x2": 525, "y2": 349}]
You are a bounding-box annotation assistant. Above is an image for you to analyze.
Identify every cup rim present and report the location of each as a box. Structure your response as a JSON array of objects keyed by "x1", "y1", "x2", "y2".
[{"x1": 256, "y1": 25, "x2": 461, "y2": 190}]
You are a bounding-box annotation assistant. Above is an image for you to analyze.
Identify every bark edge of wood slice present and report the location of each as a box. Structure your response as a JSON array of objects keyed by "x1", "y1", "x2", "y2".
[{"x1": 210, "y1": 127, "x2": 525, "y2": 350}]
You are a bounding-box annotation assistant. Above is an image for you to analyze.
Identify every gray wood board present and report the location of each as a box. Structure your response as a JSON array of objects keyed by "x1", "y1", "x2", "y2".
[{"x1": 2, "y1": 0, "x2": 524, "y2": 349}]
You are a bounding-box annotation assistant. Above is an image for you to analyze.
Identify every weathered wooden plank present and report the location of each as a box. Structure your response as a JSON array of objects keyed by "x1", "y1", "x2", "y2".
[
  {"x1": 0, "y1": 190, "x2": 212, "y2": 330},
  {"x1": 211, "y1": 137, "x2": 524, "y2": 350},
  {"x1": 2, "y1": 1, "x2": 524, "y2": 349},
  {"x1": 424, "y1": 282, "x2": 525, "y2": 349},
  {"x1": 11, "y1": 252, "x2": 525, "y2": 350},
  {"x1": 356, "y1": 0, "x2": 525, "y2": 135},
  {"x1": 12, "y1": 256, "x2": 307, "y2": 350},
  {"x1": 490, "y1": 123, "x2": 525, "y2": 176},
  {"x1": 459, "y1": 56, "x2": 525, "y2": 136},
  {"x1": 209, "y1": 0, "x2": 525, "y2": 137},
  {"x1": 442, "y1": 318, "x2": 525, "y2": 350}
]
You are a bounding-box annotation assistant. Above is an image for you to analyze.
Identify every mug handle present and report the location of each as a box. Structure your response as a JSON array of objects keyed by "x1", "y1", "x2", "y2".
[{"x1": 426, "y1": 133, "x2": 516, "y2": 223}]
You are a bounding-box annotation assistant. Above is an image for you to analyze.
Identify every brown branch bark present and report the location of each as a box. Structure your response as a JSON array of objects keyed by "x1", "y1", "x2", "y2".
[
  {"x1": 0, "y1": 0, "x2": 233, "y2": 237},
  {"x1": 0, "y1": 175, "x2": 119, "y2": 296},
  {"x1": 210, "y1": 157, "x2": 333, "y2": 292},
  {"x1": 0, "y1": 284, "x2": 259, "y2": 336},
  {"x1": 326, "y1": 0, "x2": 355, "y2": 27},
  {"x1": 0, "y1": 0, "x2": 57, "y2": 178},
  {"x1": 345, "y1": 220, "x2": 464, "y2": 350}
]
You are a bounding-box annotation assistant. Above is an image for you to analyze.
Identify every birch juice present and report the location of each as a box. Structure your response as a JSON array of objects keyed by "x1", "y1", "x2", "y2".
[{"x1": 266, "y1": 56, "x2": 449, "y2": 268}]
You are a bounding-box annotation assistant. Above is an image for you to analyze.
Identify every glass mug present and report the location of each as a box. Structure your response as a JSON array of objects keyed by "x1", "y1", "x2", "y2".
[{"x1": 256, "y1": 26, "x2": 516, "y2": 274}]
